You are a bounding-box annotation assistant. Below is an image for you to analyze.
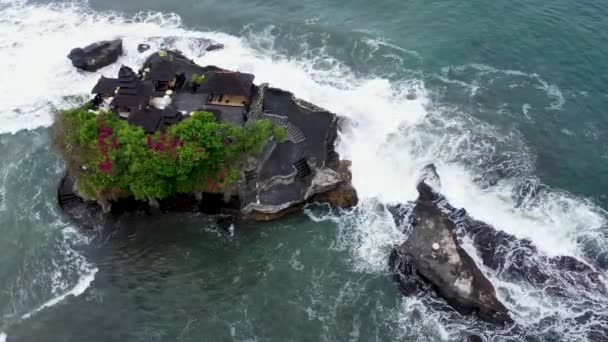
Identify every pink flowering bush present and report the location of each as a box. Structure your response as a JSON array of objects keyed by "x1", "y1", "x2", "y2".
[{"x1": 55, "y1": 108, "x2": 281, "y2": 200}]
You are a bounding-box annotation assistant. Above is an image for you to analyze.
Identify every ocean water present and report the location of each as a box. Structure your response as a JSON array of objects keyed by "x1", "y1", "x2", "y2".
[{"x1": 1, "y1": 0, "x2": 608, "y2": 341}]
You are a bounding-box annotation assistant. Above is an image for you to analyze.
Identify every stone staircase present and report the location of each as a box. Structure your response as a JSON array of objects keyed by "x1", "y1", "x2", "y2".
[
  {"x1": 244, "y1": 170, "x2": 258, "y2": 189},
  {"x1": 265, "y1": 114, "x2": 306, "y2": 144},
  {"x1": 293, "y1": 158, "x2": 311, "y2": 178},
  {"x1": 57, "y1": 175, "x2": 83, "y2": 210},
  {"x1": 247, "y1": 83, "x2": 267, "y2": 122}
]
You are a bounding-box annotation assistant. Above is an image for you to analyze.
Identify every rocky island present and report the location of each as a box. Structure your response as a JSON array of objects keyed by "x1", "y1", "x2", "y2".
[{"x1": 56, "y1": 39, "x2": 357, "y2": 229}]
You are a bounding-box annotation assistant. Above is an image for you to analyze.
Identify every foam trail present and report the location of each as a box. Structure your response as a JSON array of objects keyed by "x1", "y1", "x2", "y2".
[{"x1": 21, "y1": 268, "x2": 97, "y2": 320}]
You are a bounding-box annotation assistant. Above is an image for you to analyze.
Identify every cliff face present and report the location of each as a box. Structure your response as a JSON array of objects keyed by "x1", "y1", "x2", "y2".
[
  {"x1": 238, "y1": 86, "x2": 357, "y2": 220},
  {"x1": 58, "y1": 45, "x2": 357, "y2": 225}
]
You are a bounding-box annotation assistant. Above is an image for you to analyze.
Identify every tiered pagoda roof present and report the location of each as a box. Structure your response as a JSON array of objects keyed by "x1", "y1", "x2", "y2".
[
  {"x1": 91, "y1": 76, "x2": 118, "y2": 96},
  {"x1": 149, "y1": 58, "x2": 177, "y2": 82},
  {"x1": 110, "y1": 66, "x2": 153, "y2": 110}
]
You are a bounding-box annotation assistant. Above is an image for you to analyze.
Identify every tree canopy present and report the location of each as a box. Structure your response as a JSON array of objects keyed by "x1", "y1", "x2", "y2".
[{"x1": 54, "y1": 107, "x2": 285, "y2": 200}]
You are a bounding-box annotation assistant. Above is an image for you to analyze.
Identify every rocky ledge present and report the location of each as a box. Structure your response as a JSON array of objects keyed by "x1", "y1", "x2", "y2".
[
  {"x1": 389, "y1": 165, "x2": 511, "y2": 324},
  {"x1": 388, "y1": 164, "x2": 607, "y2": 327},
  {"x1": 57, "y1": 40, "x2": 357, "y2": 228}
]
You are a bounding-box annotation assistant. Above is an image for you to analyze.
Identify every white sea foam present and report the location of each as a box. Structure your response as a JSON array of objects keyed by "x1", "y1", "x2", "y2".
[
  {"x1": 439, "y1": 63, "x2": 566, "y2": 110},
  {"x1": 21, "y1": 267, "x2": 97, "y2": 319},
  {"x1": 0, "y1": 167, "x2": 8, "y2": 213},
  {"x1": 0, "y1": 128, "x2": 99, "y2": 324},
  {"x1": 522, "y1": 103, "x2": 531, "y2": 119},
  {"x1": 0, "y1": 0, "x2": 202, "y2": 133}
]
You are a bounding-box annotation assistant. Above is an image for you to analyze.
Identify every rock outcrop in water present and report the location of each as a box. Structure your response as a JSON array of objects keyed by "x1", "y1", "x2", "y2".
[
  {"x1": 58, "y1": 43, "x2": 357, "y2": 228},
  {"x1": 67, "y1": 39, "x2": 123, "y2": 72},
  {"x1": 389, "y1": 164, "x2": 608, "y2": 331},
  {"x1": 389, "y1": 165, "x2": 512, "y2": 324}
]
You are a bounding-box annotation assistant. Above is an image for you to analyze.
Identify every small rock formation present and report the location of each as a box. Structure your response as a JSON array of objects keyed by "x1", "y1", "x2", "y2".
[
  {"x1": 446, "y1": 196, "x2": 607, "y2": 298},
  {"x1": 309, "y1": 160, "x2": 358, "y2": 207},
  {"x1": 205, "y1": 43, "x2": 224, "y2": 51},
  {"x1": 67, "y1": 39, "x2": 123, "y2": 71},
  {"x1": 389, "y1": 165, "x2": 511, "y2": 324},
  {"x1": 137, "y1": 44, "x2": 150, "y2": 53},
  {"x1": 146, "y1": 36, "x2": 224, "y2": 55}
]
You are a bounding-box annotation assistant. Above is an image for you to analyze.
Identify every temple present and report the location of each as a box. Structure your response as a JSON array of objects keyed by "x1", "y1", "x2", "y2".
[
  {"x1": 90, "y1": 50, "x2": 256, "y2": 130},
  {"x1": 200, "y1": 71, "x2": 254, "y2": 107},
  {"x1": 80, "y1": 49, "x2": 353, "y2": 221},
  {"x1": 109, "y1": 66, "x2": 153, "y2": 116}
]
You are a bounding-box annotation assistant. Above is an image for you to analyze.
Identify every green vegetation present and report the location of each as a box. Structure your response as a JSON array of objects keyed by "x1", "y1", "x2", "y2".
[
  {"x1": 272, "y1": 125, "x2": 287, "y2": 143},
  {"x1": 190, "y1": 73, "x2": 205, "y2": 85},
  {"x1": 54, "y1": 107, "x2": 280, "y2": 201}
]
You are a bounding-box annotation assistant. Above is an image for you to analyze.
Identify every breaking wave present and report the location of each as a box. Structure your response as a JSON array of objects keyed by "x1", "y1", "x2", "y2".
[
  {"x1": 0, "y1": 1, "x2": 606, "y2": 340},
  {"x1": 21, "y1": 263, "x2": 97, "y2": 320},
  {"x1": 0, "y1": 129, "x2": 98, "y2": 329}
]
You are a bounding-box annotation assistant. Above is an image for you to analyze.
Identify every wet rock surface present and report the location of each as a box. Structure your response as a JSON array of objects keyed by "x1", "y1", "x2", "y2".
[
  {"x1": 449, "y1": 208, "x2": 607, "y2": 295},
  {"x1": 145, "y1": 36, "x2": 224, "y2": 56},
  {"x1": 239, "y1": 87, "x2": 357, "y2": 220},
  {"x1": 67, "y1": 39, "x2": 123, "y2": 71},
  {"x1": 388, "y1": 164, "x2": 608, "y2": 332},
  {"x1": 389, "y1": 177, "x2": 512, "y2": 324},
  {"x1": 137, "y1": 43, "x2": 150, "y2": 53}
]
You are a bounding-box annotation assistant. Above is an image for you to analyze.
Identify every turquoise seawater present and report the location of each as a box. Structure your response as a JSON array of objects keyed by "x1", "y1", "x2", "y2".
[{"x1": 0, "y1": 0, "x2": 607, "y2": 341}]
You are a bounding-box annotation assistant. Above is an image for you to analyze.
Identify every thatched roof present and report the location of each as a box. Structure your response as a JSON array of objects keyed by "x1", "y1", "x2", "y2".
[
  {"x1": 199, "y1": 72, "x2": 254, "y2": 97},
  {"x1": 128, "y1": 108, "x2": 183, "y2": 133},
  {"x1": 110, "y1": 81, "x2": 153, "y2": 109},
  {"x1": 117, "y1": 65, "x2": 138, "y2": 89},
  {"x1": 127, "y1": 108, "x2": 163, "y2": 133},
  {"x1": 149, "y1": 58, "x2": 177, "y2": 82},
  {"x1": 91, "y1": 76, "x2": 118, "y2": 95}
]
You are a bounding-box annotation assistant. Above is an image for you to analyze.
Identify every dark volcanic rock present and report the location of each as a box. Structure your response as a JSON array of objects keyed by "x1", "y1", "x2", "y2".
[
  {"x1": 238, "y1": 86, "x2": 357, "y2": 221},
  {"x1": 389, "y1": 167, "x2": 511, "y2": 324},
  {"x1": 67, "y1": 39, "x2": 123, "y2": 71},
  {"x1": 57, "y1": 174, "x2": 108, "y2": 230},
  {"x1": 389, "y1": 164, "x2": 608, "y2": 331},
  {"x1": 449, "y1": 204, "x2": 607, "y2": 297},
  {"x1": 466, "y1": 335, "x2": 484, "y2": 342},
  {"x1": 309, "y1": 160, "x2": 358, "y2": 208},
  {"x1": 146, "y1": 36, "x2": 224, "y2": 56},
  {"x1": 205, "y1": 43, "x2": 224, "y2": 51},
  {"x1": 137, "y1": 43, "x2": 151, "y2": 53}
]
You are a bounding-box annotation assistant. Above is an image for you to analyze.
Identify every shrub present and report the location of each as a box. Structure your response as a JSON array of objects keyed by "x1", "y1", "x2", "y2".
[
  {"x1": 54, "y1": 108, "x2": 276, "y2": 200},
  {"x1": 191, "y1": 73, "x2": 205, "y2": 85},
  {"x1": 272, "y1": 125, "x2": 287, "y2": 143}
]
